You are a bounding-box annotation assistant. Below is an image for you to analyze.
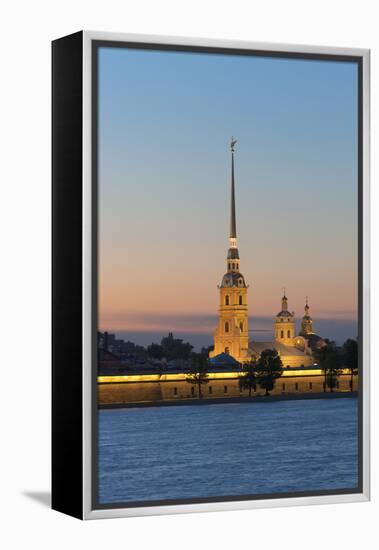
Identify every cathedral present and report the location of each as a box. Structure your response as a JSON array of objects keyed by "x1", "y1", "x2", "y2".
[{"x1": 209, "y1": 139, "x2": 326, "y2": 368}]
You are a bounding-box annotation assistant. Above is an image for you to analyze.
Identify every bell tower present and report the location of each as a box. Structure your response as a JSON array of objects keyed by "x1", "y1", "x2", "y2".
[
  {"x1": 300, "y1": 297, "x2": 314, "y2": 335},
  {"x1": 274, "y1": 290, "x2": 296, "y2": 346},
  {"x1": 209, "y1": 138, "x2": 249, "y2": 364}
]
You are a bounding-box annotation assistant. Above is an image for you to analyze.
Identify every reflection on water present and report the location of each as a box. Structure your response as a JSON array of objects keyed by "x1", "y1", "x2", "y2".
[{"x1": 98, "y1": 397, "x2": 358, "y2": 504}]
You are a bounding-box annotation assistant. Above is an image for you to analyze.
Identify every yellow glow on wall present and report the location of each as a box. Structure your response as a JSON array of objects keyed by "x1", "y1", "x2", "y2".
[{"x1": 98, "y1": 368, "x2": 351, "y2": 385}]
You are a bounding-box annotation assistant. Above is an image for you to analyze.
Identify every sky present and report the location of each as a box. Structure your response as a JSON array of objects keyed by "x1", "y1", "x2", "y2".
[{"x1": 98, "y1": 46, "x2": 359, "y2": 347}]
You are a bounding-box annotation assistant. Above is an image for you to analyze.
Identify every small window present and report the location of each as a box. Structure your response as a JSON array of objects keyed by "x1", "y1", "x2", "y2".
[
  {"x1": 287, "y1": 330, "x2": 291, "y2": 338},
  {"x1": 239, "y1": 322, "x2": 243, "y2": 332},
  {"x1": 225, "y1": 322, "x2": 229, "y2": 333},
  {"x1": 173, "y1": 387, "x2": 178, "y2": 395},
  {"x1": 225, "y1": 295, "x2": 230, "y2": 306},
  {"x1": 224, "y1": 385, "x2": 228, "y2": 394},
  {"x1": 191, "y1": 387, "x2": 195, "y2": 396},
  {"x1": 309, "y1": 382, "x2": 313, "y2": 390},
  {"x1": 282, "y1": 383, "x2": 286, "y2": 391},
  {"x1": 280, "y1": 330, "x2": 284, "y2": 338},
  {"x1": 295, "y1": 382, "x2": 299, "y2": 391},
  {"x1": 209, "y1": 386, "x2": 213, "y2": 394},
  {"x1": 239, "y1": 295, "x2": 243, "y2": 305}
]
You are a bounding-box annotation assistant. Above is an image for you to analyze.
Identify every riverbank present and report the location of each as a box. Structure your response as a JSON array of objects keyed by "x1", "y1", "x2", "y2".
[{"x1": 98, "y1": 390, "x2": 357, "y2": 410}]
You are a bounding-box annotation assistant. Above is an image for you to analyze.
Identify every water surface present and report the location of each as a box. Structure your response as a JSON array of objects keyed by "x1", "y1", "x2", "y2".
[{"x1": 98, "y1": 397, "x2": 358, "y2": 504}]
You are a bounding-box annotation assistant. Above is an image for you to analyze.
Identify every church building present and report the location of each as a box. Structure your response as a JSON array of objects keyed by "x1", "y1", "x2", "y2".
[{"x1": 209, "y1": 139, "x2": 326, "y2": 368}]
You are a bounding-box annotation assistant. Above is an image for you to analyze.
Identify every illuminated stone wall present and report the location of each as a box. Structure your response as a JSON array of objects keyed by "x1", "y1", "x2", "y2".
[{"x1": 98, "y1": 373, "x2": 357, "y2": 406}]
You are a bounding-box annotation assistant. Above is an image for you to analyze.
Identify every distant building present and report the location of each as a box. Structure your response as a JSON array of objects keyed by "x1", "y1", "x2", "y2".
[
  {"x1": 209, "y1": 140, "x2": 326, "y2": 367},
  {"x1": 98, "y1": 331, "x2": 145, "y2": 358}
]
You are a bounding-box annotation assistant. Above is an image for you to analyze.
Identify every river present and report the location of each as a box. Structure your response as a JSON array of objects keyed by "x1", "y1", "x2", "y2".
[{"x1": 98, "y1": 397, "x2": 358, "y2": 504}]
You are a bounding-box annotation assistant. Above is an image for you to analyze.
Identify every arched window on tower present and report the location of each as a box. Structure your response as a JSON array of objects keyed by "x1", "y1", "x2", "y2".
[
  {"x1": 287, "y1": 330, "x2": 291, "y2": 338},
  {"x1": 239, "y1": 322, "x2": 243, "y2": 333},
  {"x1": 225, "y1": 322, "x2": 229, "y2": 333},
  {"x1": 225, "y1": 295, "x2": 230, "y2": 306},
  {"x1": 239, "y1": 295, "x2": 243, "y2": 305},
  {"x1": 280, "y1": 330, "x2": 284, "y2": 338},
  {"x1": 225, "y1": 347, "x2": 229, "y2": 354}
]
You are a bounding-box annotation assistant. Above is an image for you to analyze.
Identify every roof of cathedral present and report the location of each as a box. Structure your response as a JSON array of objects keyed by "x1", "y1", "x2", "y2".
[
  {"x1": 276, "y1": 310, "x2": 294, "y2": 318},
  {"x1": 209, "y1": 352, "x2": 240, "y2": 366},
  {"x1": 276, "y1": 294, "x2": 294, "y2": 318},
  {"x1": 249, "y1": 340, "x2": 307, "y2": 357},
  {"x1": 221, "y1": 271, "x2": 247, "y2": 288},
  {"x1": 227, "y1": 247, "x2": 240, "y2": 259}
]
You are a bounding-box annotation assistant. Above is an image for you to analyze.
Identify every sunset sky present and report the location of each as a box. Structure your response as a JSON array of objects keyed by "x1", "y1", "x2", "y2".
[{"x1": 98, "y1": 46, "x2": 358, "y2": 346}]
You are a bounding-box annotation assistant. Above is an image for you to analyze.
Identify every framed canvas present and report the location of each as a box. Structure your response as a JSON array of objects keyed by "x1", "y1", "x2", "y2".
[{"x1": 52, "y1": 31, "x2": 370, "y2": 520}]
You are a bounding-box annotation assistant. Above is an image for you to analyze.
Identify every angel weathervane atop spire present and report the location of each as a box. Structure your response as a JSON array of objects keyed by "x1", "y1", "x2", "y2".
[{"x1": 230, "y1": 137, "x2": 237, "y2": 152}]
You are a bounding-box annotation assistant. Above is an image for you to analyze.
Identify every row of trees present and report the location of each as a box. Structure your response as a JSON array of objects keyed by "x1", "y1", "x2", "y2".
[
  {"x1": 186, "y1": 349, "x2": 284, "y2": 398},
  {"x1": 185, "y1": 338, "x2": 359, "y2": 398},
  {"x1": 313, "y1": 338, "x2": 358, "y2": 392},
  {"x1": 238, "y1": 350, "x2": 283, "y2": 396}
]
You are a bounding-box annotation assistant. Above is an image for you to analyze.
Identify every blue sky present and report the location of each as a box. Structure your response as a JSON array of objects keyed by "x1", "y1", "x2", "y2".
[{"x1": 98, "y1": 46, "x2": 358, "y2": 346}]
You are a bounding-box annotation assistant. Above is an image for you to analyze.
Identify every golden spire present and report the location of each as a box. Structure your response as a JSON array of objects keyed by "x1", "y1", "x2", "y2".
[{"x1": 230, "y1": 137, "x2": 237, "y2": 240}]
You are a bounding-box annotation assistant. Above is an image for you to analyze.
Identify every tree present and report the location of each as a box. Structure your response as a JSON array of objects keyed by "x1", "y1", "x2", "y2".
[
  {"x1": 342, "y1": 338, "x2": 358, "y2": 391},
  {"x1": 201, "y1": 344, "x2": 214, "y2": 358},
  {"x1": 147, "y1": 343, "x2": 164, "y2": 360},
  {"x1": 313, "y1": 339, "x2": 332, "y2": 392},
  {"x1": 161, "y1": 332, "x2": 193, "y2": 361},
  {"x1": 239, "y1": 358, "x2": 257, "y2": 397},
  {"x1": 313, "y1": 340, "x2": 343, "y2": 392},
  {"x1": 186, "y1": 353, "x2": 209, "y2": 398},
  {"x1": 255, "y1": 349, "x2": 283, "y2": 396}
]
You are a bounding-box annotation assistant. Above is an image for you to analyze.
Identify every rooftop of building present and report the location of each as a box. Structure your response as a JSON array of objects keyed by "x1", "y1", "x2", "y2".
[
  {"x1": 209, "y1": 352, "x2": 240, "y2": 367},
  {"x1": 221, "y1": 271, "x2": 247, "y2": 288},
  {"x1": 276, "y1": 310, "x2": 294, "y2": 318},
  {"x1": 249, "y1": 340, "x2": 309, "y2": 357}
]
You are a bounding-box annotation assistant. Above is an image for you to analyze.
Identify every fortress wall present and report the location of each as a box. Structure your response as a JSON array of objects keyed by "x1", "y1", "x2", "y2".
[
  {"x1": 98, "y1": 374, "x2": 356, "y2": 405},
  {"x1": 276, "y1": 356, "x2": 314, "y2": 368},
  {"x1": 99, "y1": 382, "x2": 163, "y2": 404}
]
